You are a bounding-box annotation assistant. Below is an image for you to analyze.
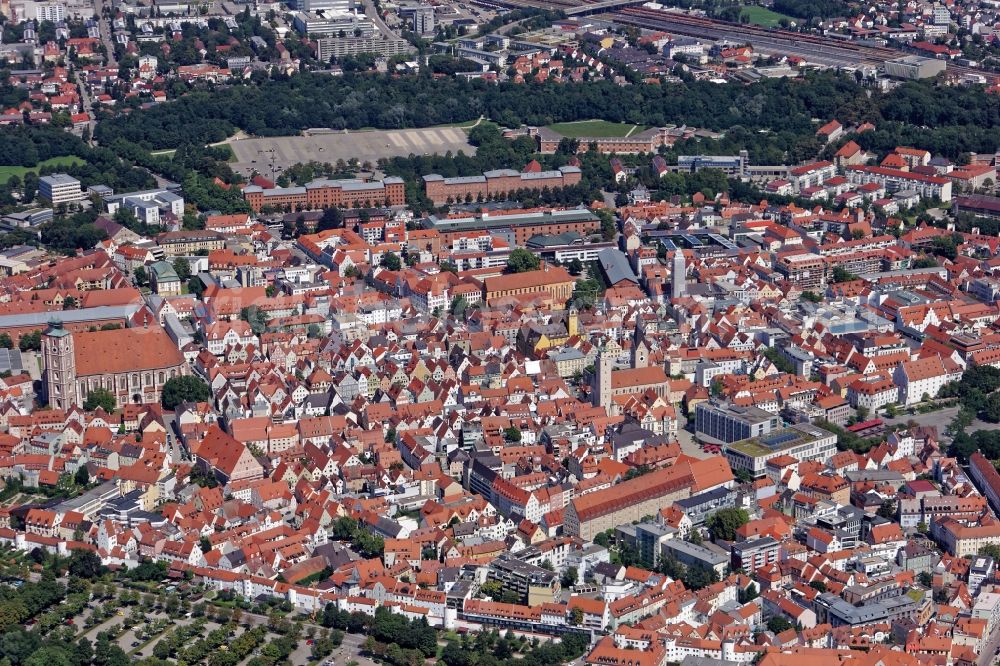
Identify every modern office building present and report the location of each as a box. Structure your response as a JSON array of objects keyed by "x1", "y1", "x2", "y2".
[
  {"x1": 884, "y1": 55, "x2": 946, "y2": 79},
  {"x1": 292, "y1": 11, "x2": 373, "y2": 36},
  {"x1": 694, "y1": 401, "x2": 780, "y2": 446},
  {"x1": 661, "y1": 540, "x2": 728, "y2": 577},
  {"x1": 398, "y1": 3, "x2": 435, "y2": 34},
  {"x1": 676, "y1": 151, "x2": 748, "y2": 177},
  {"x1": 39, "y1": 173, "x2": 82, "y2": 205},
  {"x1": 813, "y1": 592, "x2": 920, "y2": 627},
  {"x1": 724, "y1": 423, "x2": 838, "y2": 479},
  {"x1": 104, "y1": 188, "x2": 185, "y2": 225},
  {"x1": 295, "y1": 0, "x2": 354, "y2": 12}
]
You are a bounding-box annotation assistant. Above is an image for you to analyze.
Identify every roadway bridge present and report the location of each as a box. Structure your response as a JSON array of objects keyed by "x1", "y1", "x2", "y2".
[
  {"x1": 470, "y1": 0, "x2": 646, "y2": 17},
  {"x1": 565, "y1": 0, "x2": 646, "y2": 16}
]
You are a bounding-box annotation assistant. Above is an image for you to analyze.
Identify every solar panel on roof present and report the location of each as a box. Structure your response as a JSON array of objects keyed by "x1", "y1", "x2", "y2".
[
  {"x1": 0, "y1": 349, "x2": 23, "y2": 374},
  {"x1": 762, "y1": 431, "x2": 799, "y2": 449}
]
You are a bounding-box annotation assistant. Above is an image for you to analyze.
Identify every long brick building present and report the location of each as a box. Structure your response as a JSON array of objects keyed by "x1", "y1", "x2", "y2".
[
  {"x1": 242, "y1": 177, "x2": 405, "y2": 212},
  {"x1": 423, "y1": 208, "x2": 600, "y2": 246},
  {"x1": 504, "y1": 126, "x2": 707, "y2": 155},
  {"x1": 564, "y1": 456, "x2": 733, "y2": 540},
  {"x1": 423, "y1": 166, "x2": 581, "y2": 205},
  {"x1": 482, "y1": 265, "x2": 575, "y2": 310}
]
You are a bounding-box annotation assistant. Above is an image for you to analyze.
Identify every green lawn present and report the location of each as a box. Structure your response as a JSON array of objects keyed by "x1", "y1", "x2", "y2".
[
  {"x1": 546, "y1": 120, "x2": 646, "y2": 138},
  {"x1": 739, "y1": 5, "x2": 795, "y2": 27},
  {"x1": 0, "y1": 155, "x2": 85, "y2": 183}
]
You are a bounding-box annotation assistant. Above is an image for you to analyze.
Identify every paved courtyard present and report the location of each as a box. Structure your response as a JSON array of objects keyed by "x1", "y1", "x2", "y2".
[{"x1": 229, "y1": 127, "x2": 475, "y2": 177}]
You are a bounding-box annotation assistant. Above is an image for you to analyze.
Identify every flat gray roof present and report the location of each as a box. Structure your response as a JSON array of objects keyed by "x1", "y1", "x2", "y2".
[{"x1": 0, "y1": 304, "x2": 141, "y2": 329}]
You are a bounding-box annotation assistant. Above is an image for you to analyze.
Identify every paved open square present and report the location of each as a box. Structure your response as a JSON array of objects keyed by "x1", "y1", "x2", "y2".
[{"x1": 228, "y1": 126, "x2": 475, "y2": 176}]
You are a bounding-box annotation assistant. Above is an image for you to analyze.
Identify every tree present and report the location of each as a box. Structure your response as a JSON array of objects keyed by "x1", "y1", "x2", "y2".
[
  {"x1": 503, "y1": 426, "x2": 521, "y2": 442},
  {"x1": 979, "y1": 544, "x2": 1000, "y2": 561},
  {"x1": 681, "y1": 563, "x2": 718, "y2": 590},
  {"x1": 133, "y1": 265, "x2": 148, "y2": 287},
  {"x1": 318, "y1": 207, "x2": 342, "y2": 231},
  {"x1": 809, "y1": 580, "x2": 827, "y2": 593},
  {"x1": 705, "y1": 507, "x2": 749, "y2": 542},
  {"x1": 83, "y1": 387, "x2": 116, "y2": 413},
  {"x1": 173, "y1": 257, "x2": 191, "y2": 281},
  {"x1": 738, "y1": 584, "x2": 758, "y2": 603},
  {"x1": 877, "y1": 499, "x2": 897, "y2": 520},
  {"x1": 240, "y1": 305, "x2": 268, "y2": 335},
  {"x1": 567, "y1": 258, "x2": 584, "y2": 276},
  {"x1": 74, "y1": 465, "x2": 89, "y2": 486},
  {"x1": 980, "y1": 393, "x2": 1000, "y2": 423},
  {"x1": 831, "y1": 265, "x2": 857, "y2": 283},
  {"x1": 450, "y1": 295, "x2": 468, "y2": 316},
  {"x1": 381, "y1": 252, "x2": 402, "y2": 271},
  {"x1": 0, "y1": 332, "x2": 12, "y2": 349},
  {"x1": 18, "y1": 330, "x2": 42, "y2": 352},
  {"x1": 767, "y1": 616, "x2": 793, "y2": 634},
  {"x1": 188, "y1": 276, "x2": 205, "y2": 298},
  {"x1": 918, "y1": 571, "x2": 933, "y2": 587},
  {"x1": 596, "y1": 208, "x2": 616, "y2": 241},
  {"x1": 68, "y1": 549, "x2": 103, "y2": 578},
  {"x1": 62, "y1": 295, "x2": 77, "y2": 309},
  {"x1": 479, "y1": 580, "x2": 503, "y2": 599},
  {"x1": 561, "y1": 566, "x2": 578, "y2": 588},
  {"x1": 161, "y1": 375, "x2": 211, "y2": 409},
  {"x1": 506, "y1": 248, "x2": 540, "y2": 273}
]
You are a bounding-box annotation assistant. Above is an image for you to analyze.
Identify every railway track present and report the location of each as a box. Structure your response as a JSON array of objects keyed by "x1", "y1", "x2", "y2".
[
  {"x1": 611, "y1": 6, "x2": 998, "y2": 78},
  {"x1": 611, "y1": 7, "x2": 897, "y2": 66},
  {"x1": 481, "y1": 1, "x2": 995, "y2": 79}
]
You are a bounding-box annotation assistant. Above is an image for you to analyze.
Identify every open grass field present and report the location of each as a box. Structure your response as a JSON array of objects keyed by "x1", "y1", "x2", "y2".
[
  {"x1": 546, "y1": 120, "x2": 646, "y2": 138},
  {"x1": 0, "y1": 155, "x2": 85, "y2": 183},
  {"x1": 740, "y1": 5, "x2": 795, "y2": 27}
]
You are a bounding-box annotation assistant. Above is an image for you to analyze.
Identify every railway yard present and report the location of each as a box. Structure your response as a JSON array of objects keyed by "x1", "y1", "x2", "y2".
[{"x1": 474, "y1": 0, "x2": 990, "y2": 78}]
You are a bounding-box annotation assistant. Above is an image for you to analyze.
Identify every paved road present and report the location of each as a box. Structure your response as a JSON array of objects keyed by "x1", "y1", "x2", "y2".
[
  {"x1": 81, "y1": 614, "x2": 123, "y2": 641},
  {"x1": 976, "y1": 622, "x2": 1000, "y2": 666},
  {"x1": 677, "y1": 415, "x2": 712, "y2": 460},
  {"x1": 882, "y1": 406, "x2": 960, "y2": 433},
  {"x1": 74, "y1": 67, "x2": 96, "y2": 142},
  {"x1": 329, "y1": 633, "x2": 378, "y2": 666},
  {"x1": 361, "y1": 0, "x2": 413, "y2": 53},
  {"x1": 94, "y1": 0, "x2": 118, "y2": 68}
]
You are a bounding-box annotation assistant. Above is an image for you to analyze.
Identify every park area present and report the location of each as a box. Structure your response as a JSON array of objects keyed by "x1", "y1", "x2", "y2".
[
  {"x1": 0, "y1": 155, "x2": 84, "y2": 183},
  {"x1": 739, "y1": 5, "x2": 796, "y2": 27},
  {"x1": 546, "y1": 120, "x2": 647, "y2": 138}
]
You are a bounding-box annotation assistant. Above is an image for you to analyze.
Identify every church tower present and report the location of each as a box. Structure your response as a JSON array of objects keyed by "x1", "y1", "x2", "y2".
[
  {"x1": 43, "y1": 321, "x2": 76, "y2": 410},
  {"x1": 568, "y1": 306, "x2": 579, "y2": 338},
  {"x1": 632, "y1": 336, "x2": 649, "y2": 369},
  {"x1": 672, "y1": 250, "x2": 686, "y2": 299},
  {"x1": 593, "y1": 343, "x2": 615, "y2": 411}
]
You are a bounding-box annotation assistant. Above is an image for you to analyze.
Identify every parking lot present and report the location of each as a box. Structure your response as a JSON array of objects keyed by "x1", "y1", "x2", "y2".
[{"x1": 229, "y1": 126, "x2": 476, "y2": 177}]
